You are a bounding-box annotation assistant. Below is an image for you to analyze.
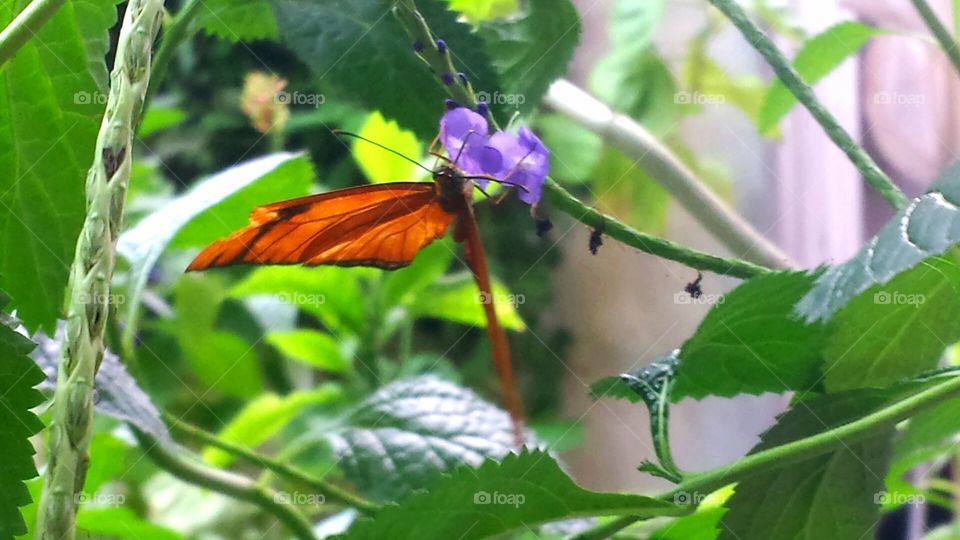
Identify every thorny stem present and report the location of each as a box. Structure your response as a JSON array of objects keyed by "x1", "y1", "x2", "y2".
[
  {"x1": 393, "y1": 0, "x2": 776, "y2": 278},
  {"x1": 708, "y1": 0, "x2": 909, "y2": 210},
  {"x1": 35, "y1": 1, "x2": 165, "y2": 539},
  {"x1": 0, "y1": 0, "x2": 65, "y2": 65},
  {"x1": 131, "y1": 428, "x2": 316, "y2": 540},
  {"x1": 911, "y1": 0, "x2": 960, "y2": 78},
  {"x1": 165, "y1": 414, "x2": 380, "y2": 515},
  {"x1": 572, "y1": 374, "x2": 960, "y2": 539}
]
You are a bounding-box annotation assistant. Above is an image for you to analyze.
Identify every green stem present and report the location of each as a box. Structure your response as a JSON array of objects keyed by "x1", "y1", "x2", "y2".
[
  {"x1": 708, "y1": 0, "x2": 909, "y2": 210},
  {"x1": 142, "y1": 0, "x2": 203, "y2": 116},
  {"x1": 36, "y1": 2, "x2": 165, "y2": 539},
  {"x1": 131, "y1": 428, "x2": 316, "y2": 540},
  {"x1": 165, "y1": 415, "x2": 379, "y2": 515},
  {"x1": 393, "y1": 0, "x2": 774, "y2": 279},
  {"x1": 0, "y1": 0, "x2": 65, "y2": 65},
  {"x1": 911, "y1": 0, "x2": 960, "y2": 77},
  {"x1": 572, "y1": 374, "x2": 960, "y2": 539}
]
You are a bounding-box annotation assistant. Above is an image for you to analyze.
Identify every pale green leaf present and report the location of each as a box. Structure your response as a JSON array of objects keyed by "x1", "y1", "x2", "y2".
[
  {"x1": 353, "y1": 111, "x2": 423, "y2": 184},
  {"x1": 408, "y1": 273, "x2": 525, "y2": 331},
  {"x1": 265, "y1": 329, "x2": 352, "y2": 373}
]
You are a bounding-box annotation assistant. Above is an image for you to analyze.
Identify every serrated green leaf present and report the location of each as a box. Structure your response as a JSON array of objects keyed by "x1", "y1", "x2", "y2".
[
  {"x1": 343, "y1": 449, "x2": 683, "y2": 539},
  {"x1": 408, "y1": 273, "x2": 525, "y2": 331},
  {"x1": 353, "y1": 111, "x2": 423, "y2": 184},
  {"x1": 203, "y1": 385, "x2": 342, "y2": 466},
  {"x1": 271, "y1": 0, "x2": 501, "y2": 138},
  {"x1": 673, "y1": 272, "x2": 824, "y2": 400},
  {"x1": 193, "y1": 0, "x2": 278, "y2": 42},
  {"x1": 0, "y1": 295, "x2": 45, "y2": 538},
  {"x1": 798, "y1": 161, "x2": 960, "y2": 321},
  {"x1": 328, "y1": 375, "x2": 519, "y2": 502},
  {"x1": 265, "y1": 329, "x2": 352, "y2": 373},
  {"x1": 720, "y1": 390, "x2": 895, "y2": 540},
  {"x1": 822, "y1": 257, "x2": 960, "y2": 392},
  {"x1": 0, "y1": 0, "x2": 119, "y2": 331},
  {"x1": 758, "y1": 22, "x2": 882, "y2": 134},
  {"x1": 476, "y1": 0, "x2": 579, "y2": 114},
  {"x1": 117, "y1": 152, "x2": 312, "y2": 349}
]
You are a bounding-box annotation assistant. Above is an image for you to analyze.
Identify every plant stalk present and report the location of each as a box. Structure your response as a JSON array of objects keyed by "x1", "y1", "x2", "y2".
[
  {"x1": 142, "y1": 0, "x2": 203, "y2": 115},
  {"x1": 35, "y1": 1, "x2": 165, "y2": 539},
  {"x1": 708, "y1": 0, "x2": 909, "y2": 210},
  {"x1": 132, "y1": 428, "x2": 316, "y2": 540},
  {"x1": 911, "y1": 0, "x2": 960, "y2": 77},
  {"x1": 0, "y1": 0, "x2": 65, "y2": 65}
]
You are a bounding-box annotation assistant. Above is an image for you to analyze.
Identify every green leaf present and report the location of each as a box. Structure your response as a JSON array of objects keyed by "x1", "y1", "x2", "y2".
[
  {"x1": 0, "y1": 294, "x2": 45, "y2": 538},
  {"x1": 592, "y1": 147, "x2": 670, "y2": 234},
  {"x1": 798, "y1": 161, "x2": 960, "y2": 321},
  {"x1": 138, "y1": 105, "x2": 187, "y2": 137},
  {"x1": 203, "y1": 385, "x2": 342, "y2": 466},
  {"x1": 230, "y1": 265, "x2": 373, "y2": 334},
  {"x1": 821, "y1": 257, "x2": 960, "y2": 392},
  {"x1": 534, "y1": 113, "x2": 602, "y2": 184},
  {"x1": 76, "y1": 507, "x2": 184, "y2": 540},
  {"x1": 117, "y1": 152, "x2": 312, "y2": 349},
  {"x1": 683, "y1": 55, "x2": 766, "y2": 124},
  {"x1": 381, "y1": 239, "x2": 454, "y2": 307},
  {"x1": 271, "y1": 0, "x2": 501, "y2": 138},
  {"x1": 719, "y1": 390, "x2": 895, "y2": 540},
  {"x1": 447, "y1": 0, "x2": 518, "y2": 23},
  {"x1": 758, "y1": 22, "x2": 882, "y2": 134},
  {"x1": 353, "y1": 111, "x2": 423, "y2": 184},
  {"x1": 0, "y1": 0, "x2": 119, "y2": 331},
  {"x1": 408, "y1": 273, "x2": 525, "y2": 331},
  {"x1": 265, "y1": 329, "x2": 352, "y2": 373},
  {"x1": 328, "y1": 375, "x2": 519, "y2": 502},
  {"x1": 343, "y1": 449, "x2": 683, "y2": 539},
  {"x1": 649, "y1": 486, "x2": 732, "y2": 540},
  {"x1": 476, "y1": 0, "x2": 580, "y2": 114},
  {"x1": 591, "y1": 50, "x2": 678, "y2": 135},
  {"x1": 192, "y1": 0, "x2": 278, "y2": 42},
  {"x1": 673, "y1": 272, "x2": 824, "y2": 400}
]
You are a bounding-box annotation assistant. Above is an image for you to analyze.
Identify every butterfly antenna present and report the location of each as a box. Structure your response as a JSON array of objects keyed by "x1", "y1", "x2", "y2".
[{"x1": 332, "y1": 129, "x2": 434, "y2": 174}]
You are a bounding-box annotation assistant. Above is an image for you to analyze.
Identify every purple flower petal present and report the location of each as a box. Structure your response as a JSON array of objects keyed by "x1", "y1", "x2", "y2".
[
  {"x1": 485, "y1": 127, "x2": 549, "y2": 205},
  {"x1": 439, "y1": 108, "x2": 489, "y2": 174}
]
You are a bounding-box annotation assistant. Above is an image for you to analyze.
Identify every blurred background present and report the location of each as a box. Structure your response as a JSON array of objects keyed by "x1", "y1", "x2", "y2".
[{"x1": 61, "y1": 0, "x2": 960, "y2": 537}]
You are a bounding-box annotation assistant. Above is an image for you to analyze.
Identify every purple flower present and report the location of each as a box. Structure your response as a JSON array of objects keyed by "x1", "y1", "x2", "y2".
[
  {"x1": 486, "y1": 126, "x2": 549, "y2": 205},
  {"x1": 439, "y1": 107, "x2": 491, "y2": 175}
]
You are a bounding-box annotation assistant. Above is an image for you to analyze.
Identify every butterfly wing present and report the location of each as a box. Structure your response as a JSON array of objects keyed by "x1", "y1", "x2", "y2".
[{"x1": 186, "y1": 182, "x2": 454, "y2": 271}]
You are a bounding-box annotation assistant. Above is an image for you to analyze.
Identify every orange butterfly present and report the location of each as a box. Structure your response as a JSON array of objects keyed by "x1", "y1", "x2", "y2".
[{"x1": 187, "y1": 136, "x2": 525, "y2": 443}]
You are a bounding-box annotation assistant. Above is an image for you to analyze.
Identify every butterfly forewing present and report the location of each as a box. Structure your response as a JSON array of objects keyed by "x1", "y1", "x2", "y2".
[{"x1": 186, "y1": 182, "x2": 455, "y2": 271}]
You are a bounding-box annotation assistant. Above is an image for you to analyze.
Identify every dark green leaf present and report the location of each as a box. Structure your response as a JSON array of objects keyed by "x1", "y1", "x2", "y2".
[
  {"x1": 720, "y1": 390, "x2": 895, "y2": 539},
  {"x1": 674, "y1": 272, "x2": 824, "y2": 400},
  {"x1": 0, "y1": 294, "x2": 45, "y2": 538},
  {"x1": 343, "y1": 449, "x2": 683, "y2": 539},
  {"x1": 821, "y1": 257, "x2": 960, "y2": 392},
  {"x1": 758, "y1": 22, "x2": 882, "y2": 134},
  {"x1": 328, "y1": 375, "x2": 519, "y2": 502},
  {"x1": 0, "y1": 0, "x2": 119, "y2": 331},
  {"x1": 271, "y1": 0, "x2": 501, "y2": 138},
  {"x1": 476, "y1": 0, "x2": 580, "y2": 114},
  {"x1": 192, "y1": 0, "x2": 278, "y2": 42}
]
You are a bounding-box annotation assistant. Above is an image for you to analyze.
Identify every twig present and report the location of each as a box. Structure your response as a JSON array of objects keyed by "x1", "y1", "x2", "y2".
[
  {"x1": 708, "y1": 0, "x2": 908, "y2": 210},
  {"x1": 911, "y1": 0, "x2": 960, "y2": 77},
  {"x1": 131, "y1": 428, "x2": 316, "y2": 540},
  {"x1": 0, "y1": 0, "x2": 65, "y2": 65},
  {"x1": 544, "y1": 80, "x2": 793, "y2": 270},
  {"x1": 36, "y1": 2, "x2": 165, "y2": 539},
  {"x1": 165, "y1": 414, "x2": 380, "y2": 515}
]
